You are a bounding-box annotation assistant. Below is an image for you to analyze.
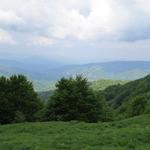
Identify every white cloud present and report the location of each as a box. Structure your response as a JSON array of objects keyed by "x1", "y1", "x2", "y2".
[
  {"x1": 0, "y1": 29, "x2": 15, "y2": 44},
  {"x1": 135, "y1": 0, "x2": 150, "y2": 14},
  {"x1": 0, "y1": 0, "x2": 150, "y2": 44},
  {"x1": 0, "y1": 9, "x2": 23, "y2": 27},
  {"x1": 47, "y1": 0, "x2": 117, "y2": 40},
  {"x1": 32, "y1": 36, "x2": 55, "y2": 46}
]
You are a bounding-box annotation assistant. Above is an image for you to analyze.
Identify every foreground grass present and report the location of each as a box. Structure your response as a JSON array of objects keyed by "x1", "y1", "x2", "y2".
[{"x1": 0, "y1": 115, "x2": 150, "y2": 150}]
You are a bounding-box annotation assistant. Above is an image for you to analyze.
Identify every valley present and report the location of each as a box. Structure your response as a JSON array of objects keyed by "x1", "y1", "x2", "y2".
[{"x1": 1, "y1": 59, "x2": 150, "y2": 91}]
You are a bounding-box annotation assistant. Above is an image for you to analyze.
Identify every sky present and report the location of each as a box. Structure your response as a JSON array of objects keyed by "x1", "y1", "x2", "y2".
[{"x1": 0, "y1": 0, "x2": 150, "y2": 64}]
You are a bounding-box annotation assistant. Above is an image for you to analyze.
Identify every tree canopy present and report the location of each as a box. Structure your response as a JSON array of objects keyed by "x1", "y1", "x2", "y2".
[
  {"x1": 0, "y1": 75, "x2": 42, "y2": 124},
  {"x1": 45, "y1": 75, "x2": 108, "y2": 123}
]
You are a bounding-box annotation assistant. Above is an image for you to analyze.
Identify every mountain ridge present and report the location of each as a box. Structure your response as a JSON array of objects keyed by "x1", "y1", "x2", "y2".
[{"x1": 1, "y1": 59, "x2": 150, "y2": 91}]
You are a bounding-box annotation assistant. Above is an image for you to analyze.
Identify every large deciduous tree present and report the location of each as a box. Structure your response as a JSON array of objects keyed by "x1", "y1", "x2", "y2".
[
  {"x1": 0, "y1": 75, "x2": 42, "y2": 124},
  {"x1": 45, "y1": 75, "x2": 107, "y2": 123}
]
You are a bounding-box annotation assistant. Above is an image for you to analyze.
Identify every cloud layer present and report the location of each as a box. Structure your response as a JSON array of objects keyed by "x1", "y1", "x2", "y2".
[
  {"x1": 0, "y1": 29, "x2": 14, "y2": 44},
  {"x1": 0, "y1": 0, "x2": 150, "y2": 44},
  {"x1": 0, "y1": 0, "x2": 150, "y2": 63}
]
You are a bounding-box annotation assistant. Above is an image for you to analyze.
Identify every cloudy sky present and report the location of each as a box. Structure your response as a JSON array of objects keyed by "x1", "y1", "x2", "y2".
[{"x1": 0, "y1": 0, "x2": 150, "y2": 63}]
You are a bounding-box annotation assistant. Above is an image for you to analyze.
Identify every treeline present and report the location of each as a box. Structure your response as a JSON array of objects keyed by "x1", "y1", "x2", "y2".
[
  {"x1": 0, "y1": 74, "x2": 150, "y2": 124},
  {"x1": 0, "y1": 75, "x2": 113, "y2": 124}
]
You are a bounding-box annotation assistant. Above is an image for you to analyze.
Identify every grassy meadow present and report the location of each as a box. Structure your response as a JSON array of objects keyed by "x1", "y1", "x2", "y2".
[{"x1": 0, "y1": 114, "x2": 150, "y2": 150}]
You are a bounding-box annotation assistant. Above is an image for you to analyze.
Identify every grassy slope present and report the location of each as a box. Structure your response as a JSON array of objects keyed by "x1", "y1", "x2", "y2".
[{"x1": 0, "y1": 115, "x2": 150, "y2": 150}]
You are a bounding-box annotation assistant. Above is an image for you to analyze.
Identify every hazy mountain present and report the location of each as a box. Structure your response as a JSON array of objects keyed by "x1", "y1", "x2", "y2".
[
  {"x1": 1, "y1": 59, "x2": 150, "y2": 91},
  {"x1": 45, "y1": 61, "x2": 150, "y2": 81},
  {"x1": 0, "y1": 58, "x2": 65, "y2": 80}
]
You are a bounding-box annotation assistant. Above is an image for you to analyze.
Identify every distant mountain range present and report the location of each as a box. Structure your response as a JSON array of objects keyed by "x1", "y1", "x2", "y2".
[{"x1": 0, "y1": 59, "x2": 150, "y2": 91}]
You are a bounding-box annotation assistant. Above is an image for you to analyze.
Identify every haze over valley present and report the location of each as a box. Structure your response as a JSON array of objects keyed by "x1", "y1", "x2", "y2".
[{"x1": 1, "y1": 58, "x2": 150, "y2": 91}]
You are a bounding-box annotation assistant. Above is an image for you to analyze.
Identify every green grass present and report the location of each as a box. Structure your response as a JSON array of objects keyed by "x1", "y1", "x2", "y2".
[{"x1": 0, "y1": 115, "x2": 150, "y2": 150}]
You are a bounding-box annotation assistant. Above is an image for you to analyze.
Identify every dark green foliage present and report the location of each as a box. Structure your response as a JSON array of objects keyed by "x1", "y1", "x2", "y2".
[
  {"x1": 94, "y1": 92, "x2": 114, "y2": 122},
  {"x1": 129, "y1": 96, "x2": 147, "y2": 116},
  {"x1": 0, "y1": 75, "x2": 42, "y2": 124},
  {"x1": 102, "y1": 74, "x2": 150, "y2": 118},
  {"x1": 34, "y1": 107, "x2": 47, "y2": 122},
  {"x1": 127, "y1": 93, "x2": 150, "y2": 117},
  {"x1": 103, "y1": 84, "x2": 122, "y2": 106},
  {"x1": 104, "y1": 75, "x2": 150, "y2": 107},
  {"x1": 14, "y1": 111, "x2": 26, "y2": 123},
  {"x1": 45, "y1": 75, "x2": 108, "y2": 123}
]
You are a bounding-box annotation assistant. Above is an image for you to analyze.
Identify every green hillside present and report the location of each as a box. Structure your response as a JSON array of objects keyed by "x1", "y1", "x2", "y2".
[
  {"x1": 38, "y1": 79, "x2": 128, "y2": 101},
  {"x1": 90, "y1": 79, "x2": 128, "y2": 91},
  {"x1": 102, "y1": 74, "x2": 150, "y2": 118},
  {"x1": 103, "y1": 74, "x2": 150, "y2": 106},
  {"x1": 0, "y1": 114, "x2": 149, "y2": 150}
]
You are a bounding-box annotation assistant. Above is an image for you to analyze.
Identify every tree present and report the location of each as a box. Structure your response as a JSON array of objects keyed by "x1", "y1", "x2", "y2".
[
  {"x1": 0, "y1": 75, "x2": 42, "y2": 124},
  {"x1": 45, "y1": 75, "x2": 107, "y2": 123}
]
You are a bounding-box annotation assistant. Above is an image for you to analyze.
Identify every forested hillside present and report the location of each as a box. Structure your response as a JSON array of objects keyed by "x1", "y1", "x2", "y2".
[
  {"x1": 91, "y1": 79, "x2": 128, "y2": 91},
  {"x1": 102, "y1": 74, "x2": 150, "y2": 118}
]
